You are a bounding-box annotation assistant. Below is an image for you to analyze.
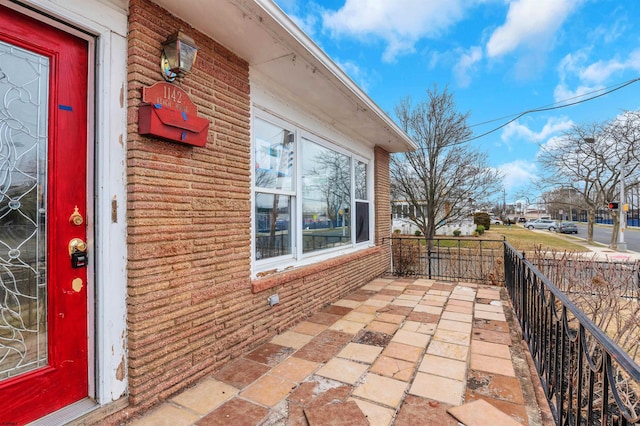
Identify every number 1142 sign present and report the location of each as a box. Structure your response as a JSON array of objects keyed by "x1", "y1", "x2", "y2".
[{"x1": 138, "y1": 82, "x2": 210, "y2": 147}]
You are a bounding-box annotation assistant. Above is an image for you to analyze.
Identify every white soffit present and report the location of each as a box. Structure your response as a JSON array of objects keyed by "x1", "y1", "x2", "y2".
[{"x1": 151, "y1": 0, "x2": 417, "y2": 153}]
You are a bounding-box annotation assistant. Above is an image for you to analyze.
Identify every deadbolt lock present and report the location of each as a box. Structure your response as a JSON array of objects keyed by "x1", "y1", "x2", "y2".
[
  {"x1": 68, "y1": 238, "x2": 88, "y2": 268},
  {"x1": 69, "y1": 206, "x2": 84, "y2": 226}
]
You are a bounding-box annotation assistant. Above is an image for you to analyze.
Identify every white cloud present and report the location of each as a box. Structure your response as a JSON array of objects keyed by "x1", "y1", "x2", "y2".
[
  {"x1": 486, "y1": 0, "x2": 580, "y2": 58},
  {"x1": 538, "y1": 135, "x2": 567, "y2": 155},
  {"x1": 333, "y1": 59, "x2": 377, "y2": 92},
  {"x1": 553, "y1": 83, "x2": 603, "y2": 105},
  {"x1": 321, "y1": 0, "x2": 472, "y2": 62},
  {"x1": 581, "y1": 49, "x2": 640, "y2": 83},
  {"x1": 499, "y1": 160, "x2": 539, "y2": 192},
  {"x1": 501, "y1": 117, "x2": 574, "y2": 143},
  {"x1": 453, "y1": 46, "x2": 483, "y2": 87},
  {"x1": 288, "y1": 13, "x2": 319, "y2": 38},
  {"x1": 553, "y1": 48, "x2": 640, "y2": 102}
]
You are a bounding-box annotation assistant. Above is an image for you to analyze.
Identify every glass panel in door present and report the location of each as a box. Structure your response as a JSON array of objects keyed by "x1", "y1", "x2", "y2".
[{"x1": 0, "y1": 40, "x2": 49, "y2": 381}]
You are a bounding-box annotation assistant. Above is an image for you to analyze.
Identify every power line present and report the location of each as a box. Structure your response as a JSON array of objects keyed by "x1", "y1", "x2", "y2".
[{"x1": 464, "y1": 77, "x2": 640, "y2": 142}]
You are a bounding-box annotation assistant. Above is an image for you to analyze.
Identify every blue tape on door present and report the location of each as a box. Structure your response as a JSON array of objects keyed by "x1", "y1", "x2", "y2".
[{"x1": 59, "y1": 105, "x2": 73, "y2": 111}]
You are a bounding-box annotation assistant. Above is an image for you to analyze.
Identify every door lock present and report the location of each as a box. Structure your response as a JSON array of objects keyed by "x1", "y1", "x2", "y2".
[
  {"x1": 68, "y1": 238, "x2": 88, "y2": 268},
  {"x1": 69, "y1": 206, "x2": 84, "y2": 226}
]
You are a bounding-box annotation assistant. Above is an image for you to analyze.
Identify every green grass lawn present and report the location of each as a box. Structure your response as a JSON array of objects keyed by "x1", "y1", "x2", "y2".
[{"x1": 485, "y1": 224, "x2": 591, "y2": 253}]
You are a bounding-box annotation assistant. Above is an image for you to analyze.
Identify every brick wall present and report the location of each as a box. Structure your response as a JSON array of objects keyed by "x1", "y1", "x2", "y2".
[{"x1": 117, "y1": 0, "x2": 392, "y2": 420}]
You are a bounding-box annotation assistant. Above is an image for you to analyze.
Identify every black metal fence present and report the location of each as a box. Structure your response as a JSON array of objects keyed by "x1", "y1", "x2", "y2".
[
  {"x1": 531, "y1": 255, "x2": 640, "y2": 300},
  {"x1": 504, "y1": 242, "x2": 640, "y2": 425},
  {"x1": 386, "y1": 236, "x2": 504, "y2": 284}
]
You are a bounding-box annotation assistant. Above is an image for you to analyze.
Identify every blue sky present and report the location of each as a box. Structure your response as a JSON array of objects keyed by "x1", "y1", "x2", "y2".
[{"x1": 273, "y1": 0, "x2": 640, "y2": 203}]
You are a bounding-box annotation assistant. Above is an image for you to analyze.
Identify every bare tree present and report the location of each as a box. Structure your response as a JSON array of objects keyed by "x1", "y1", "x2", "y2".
[
  {"x1": 539, "y1": 112, "x2": 640, "y2": 247},
  {"x1": 305, "y1": 149, "x2": 351, "y2": 228},
  {"x1": 543, "y1": 187, "x2": 583, "y2": 220},
  {"x1": 539, "y1": 122, "x2": 610, "y2": 243},
  {"x1": 602, "y1": 111, "x2": 640, "y2": 247},
  {"x1": 390, "y1": 85, "x2": 502, "y2": 240}
]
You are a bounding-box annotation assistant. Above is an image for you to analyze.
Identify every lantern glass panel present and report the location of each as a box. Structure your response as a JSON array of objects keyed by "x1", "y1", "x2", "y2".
[{"x1": 178, "y1": 42, "x2": 198, "y2": 72}]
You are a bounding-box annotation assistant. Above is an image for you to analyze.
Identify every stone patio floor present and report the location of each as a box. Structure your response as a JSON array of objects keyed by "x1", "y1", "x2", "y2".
[{"x1": 126, "y1": 277, "x2": 551, "y2": 426}]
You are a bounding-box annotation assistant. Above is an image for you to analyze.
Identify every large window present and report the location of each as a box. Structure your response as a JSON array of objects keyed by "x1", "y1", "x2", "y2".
[
  {"x1": 302, "y1": 138, "x2": 351, "y2": 253},
  {"x1": 254, "y1": 118, "x2": 294, "y2": 260},
  {"x1": 253, "y1": 114, "x2": 371, "y2": 267}
]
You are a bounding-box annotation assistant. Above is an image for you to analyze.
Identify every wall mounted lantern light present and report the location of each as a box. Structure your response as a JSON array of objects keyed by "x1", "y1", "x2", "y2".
[{"x1": 161, "y1": 29, "x2": 199, "y2": 82}]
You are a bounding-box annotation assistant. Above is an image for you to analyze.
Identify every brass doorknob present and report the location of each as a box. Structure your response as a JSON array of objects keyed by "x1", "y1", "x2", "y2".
[{"x1": 68, "y1": 238, "x2": 87, "y2": 256}]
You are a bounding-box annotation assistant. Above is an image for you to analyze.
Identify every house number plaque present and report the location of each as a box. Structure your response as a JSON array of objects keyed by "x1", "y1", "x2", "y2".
[
  {"x1": 142, "y1": 82, "x2": 195, "y2": 114},
  {"x1": 139, "y1": 81, "x2": 209, "y2": 147}
]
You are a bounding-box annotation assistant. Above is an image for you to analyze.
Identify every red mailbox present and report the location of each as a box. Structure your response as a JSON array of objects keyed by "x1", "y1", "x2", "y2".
[{"x1": 138, "y1": 82, "x2": 209, "y2": 147}]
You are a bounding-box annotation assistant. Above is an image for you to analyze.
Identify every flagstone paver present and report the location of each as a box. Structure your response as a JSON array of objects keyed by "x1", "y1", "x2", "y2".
[
  {"x1": 316, "y1": 358, "x2": 369, "y2": 385},
  {"x1": 128, "y1": 403, "x2": 199, "y2": 426},
  {"x1": 269, "y1": 330, "x2": 314, "y2": 349},
  {"x1": 419, "y1": 354, "x2": 467, "y2": 381},
  {"x1": 391, "y1": 329, "x2": 431, "y2": 347},
  {"x1": 337, "y1": 342, "x2": 384, "y2": 364},
  {"x1": 170, "y1": 378, "x2": 237, "y2": 415},
  {"x1": 349, "y1": 397, "x2": 395, "y2": 426},
  {"x1": 292, "y1": 320, "x2": 328, "y2": 336},
  {"x1": 270, "y1": 356, "x2": 320, "y2": 382},
  {"x1": 410, "y1": 372, "x2": 465, "y2": 406},
  {"x1": 239, "y1": 374, "x2": 297, "y2": 406},
  {"x1": 126, "y1": 278, "x2": 540, "y2": 426},
  {"x1": 352, "y1": 373, "x2": 408, "y2": 408}
]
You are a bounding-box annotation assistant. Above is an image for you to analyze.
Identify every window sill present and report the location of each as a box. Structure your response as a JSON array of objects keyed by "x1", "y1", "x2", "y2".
[{"x1": 251, "y1": 245, "x2": 381, "y2": 294}]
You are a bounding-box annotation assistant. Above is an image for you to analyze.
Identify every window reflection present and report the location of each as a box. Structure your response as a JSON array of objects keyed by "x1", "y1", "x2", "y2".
[
  {"x1": 255, "y1": 193, "x2": 291, "y2": 260},
  {"x1": 254, "y1": 118, "x2": 294, "y2": 191},
  {"x1": 355, "y1": 160, "x2": 367, "y2": 200},
  {"x1": 301, "y1": 139, "x2": 351, "y2": 253}
]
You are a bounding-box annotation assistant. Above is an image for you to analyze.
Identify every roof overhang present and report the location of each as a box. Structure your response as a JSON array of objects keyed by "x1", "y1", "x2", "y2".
[{"x1": 150, "y1": 0, "x2": 417, "y2": 153}]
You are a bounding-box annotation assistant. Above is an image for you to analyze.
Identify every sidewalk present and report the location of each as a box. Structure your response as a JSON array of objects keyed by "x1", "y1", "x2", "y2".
[
  {"x1": 125, "y1": 277, "x2": 547, "y2": 426},
  {"x1": 548, "y1": 229, "x2": 640, "y2": 262}
]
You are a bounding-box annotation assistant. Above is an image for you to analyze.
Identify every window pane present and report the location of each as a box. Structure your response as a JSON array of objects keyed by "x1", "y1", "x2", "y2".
[
  {"x1": 302, "y1": 139, "x2": 351, "y2": 253},
  {"x1": 355, "y1": 160, "x2": 367, "y2": 200},
  {"x1": 255, "y1": 193, "x2": 292, "y2": 260},
  {"x1": 254, "y1": 118, "x2": 294, "y2": 191},
  {"x1": 355, "y1": 201, "x2": 369, "y2": 243}
]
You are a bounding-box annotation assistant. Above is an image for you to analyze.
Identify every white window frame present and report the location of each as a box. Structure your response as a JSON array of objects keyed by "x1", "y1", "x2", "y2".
[
  {"x1": 252, "y1": 110, "x2": 373, "y2": 276},
  {"x1": 352, "y1": 155, "x2": 371, "y2": 245},
  {"x1": 253, "y1": 114, "x2": 297, "y2": 264}
]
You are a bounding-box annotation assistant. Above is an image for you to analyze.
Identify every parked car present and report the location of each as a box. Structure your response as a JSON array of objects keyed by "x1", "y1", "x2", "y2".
[
  {"x1": 556, "y1": 221, "x2": 578, "y2": 234},
  {"x1": 517, "y1": 217, "x2": 527, "y2": 223},
  {"x1": 491, "y1": 217, "x2": 503, "y2": 225},
  {"x1": 524, "y1": 218, "x2": 558, "y2": 231}
]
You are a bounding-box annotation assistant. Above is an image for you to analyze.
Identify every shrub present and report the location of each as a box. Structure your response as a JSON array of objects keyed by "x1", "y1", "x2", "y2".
[
  {"x1": 474, "y1": 212, "x2": 491, "y2": 230},
  {"x1": 391, "y1": 237, "x2": 420, "y2": 276},
  {"x1": 475, "y1": 225, "x2": 485, "y2": 235},
  {"x1": 414, "y1": 230, "x2": 422, "y2": 236},
  {"x1": 453, "y1": 229, "x2": 461, "y2": 237}
]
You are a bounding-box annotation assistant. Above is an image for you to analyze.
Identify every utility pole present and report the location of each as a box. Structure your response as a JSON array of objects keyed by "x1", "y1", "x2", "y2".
[
  {"x1": 618, "y1": 163, "x2": 627, "y2": 251},
  {"x1": 502, "y1": 188, "x2": 506, "y2": 216}
]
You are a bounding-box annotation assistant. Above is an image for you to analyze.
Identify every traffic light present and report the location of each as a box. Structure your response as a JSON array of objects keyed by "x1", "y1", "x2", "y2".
[{"x1": 608, "y1": 202, "x2": 619, "y2": 210}]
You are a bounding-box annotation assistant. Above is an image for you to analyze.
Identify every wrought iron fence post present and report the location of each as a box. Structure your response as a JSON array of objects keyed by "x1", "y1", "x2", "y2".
[
  {"x1": 479, "y1": 240, "x2": 484, "y2": 281},
  {"x1": 457, "y1": 239, "x2": 462, "y2": 281},
  {"x1": 427, "y1": 244, "x2": 432, "y2": 279}
]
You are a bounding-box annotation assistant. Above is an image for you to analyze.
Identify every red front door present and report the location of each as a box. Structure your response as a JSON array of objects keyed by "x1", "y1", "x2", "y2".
[{"x1": 0, "y1": 5, "x2": 89, "y2": 424}]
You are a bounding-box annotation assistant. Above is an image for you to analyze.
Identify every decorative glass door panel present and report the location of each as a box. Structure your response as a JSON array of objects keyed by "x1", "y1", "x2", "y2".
[
  {"x1": 0, "y1": 39, "x2": 49, "y2": 382},
  {"x1": 0, "y1": 5, "x2": 89, "y2": 423}
]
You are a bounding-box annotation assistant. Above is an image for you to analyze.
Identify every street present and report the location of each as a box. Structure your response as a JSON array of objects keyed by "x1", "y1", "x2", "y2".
[{"x1": 575, "y1": 223, "x2": 640, "y2": 252}]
